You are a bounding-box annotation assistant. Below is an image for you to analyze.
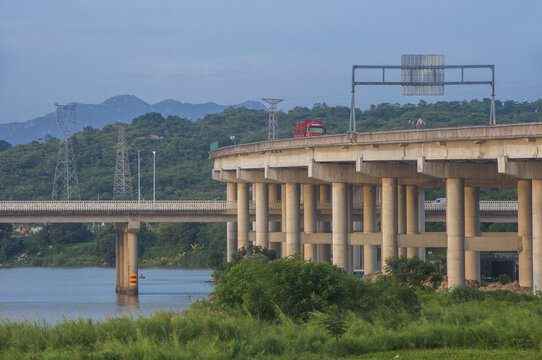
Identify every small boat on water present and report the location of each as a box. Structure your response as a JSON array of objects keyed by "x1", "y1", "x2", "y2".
[{"x1": 139, "y1": 274, "x2": 145, "y2": 279}]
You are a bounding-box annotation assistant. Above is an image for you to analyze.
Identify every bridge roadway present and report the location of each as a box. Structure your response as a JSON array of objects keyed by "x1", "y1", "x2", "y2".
[{"x1": 210, "y1": 122, "x2": 542, "y2": 292}]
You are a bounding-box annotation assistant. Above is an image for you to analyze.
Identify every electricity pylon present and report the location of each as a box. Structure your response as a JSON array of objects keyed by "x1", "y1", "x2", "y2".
[
  {"x1": 52, "y1": 104, "x2": 81, "y2": 200},
  {"x1": 113, "y1": 124, "x2": 134, "y2": 198},
  {"x1": 262, "y1": 98, "x2": 283, "y2": 140}
]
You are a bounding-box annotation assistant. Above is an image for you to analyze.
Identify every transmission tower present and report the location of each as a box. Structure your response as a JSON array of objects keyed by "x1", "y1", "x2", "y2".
[
  {"x1": 113, "y1": 124, "x2": 134, "y2": 198},
  {"x1": 262, "y1": 98, "x2": 283, "y2": 140},
  {"x1": 52, "y1": 103, "x2": 81, "y2": 200}
]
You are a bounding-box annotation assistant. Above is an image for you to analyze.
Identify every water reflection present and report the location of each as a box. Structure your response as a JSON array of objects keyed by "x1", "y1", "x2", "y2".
[{"x1": 116, "y1": 294, "x2": 139, "y2": 311}]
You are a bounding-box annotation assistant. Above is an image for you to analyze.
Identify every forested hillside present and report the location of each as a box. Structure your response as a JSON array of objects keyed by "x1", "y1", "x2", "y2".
[{"x1": 0, "y1": 99, "x2": 540, "y2": 267}]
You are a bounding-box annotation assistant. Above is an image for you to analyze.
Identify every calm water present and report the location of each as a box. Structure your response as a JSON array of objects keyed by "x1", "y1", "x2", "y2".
[{"x1": 0, "y1": 267, "x2": 213, "y2": 322}]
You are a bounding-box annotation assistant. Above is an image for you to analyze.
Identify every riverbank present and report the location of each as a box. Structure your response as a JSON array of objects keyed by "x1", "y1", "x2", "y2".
[{"x1": 2, "y1": 291, "x2": 542, "y2": 359}]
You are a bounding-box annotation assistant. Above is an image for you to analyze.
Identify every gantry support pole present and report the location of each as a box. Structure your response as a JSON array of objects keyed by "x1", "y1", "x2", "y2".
[
  {"x1": 382, "y1": 178, "x2": 398, "y2": 270},
  {"x1": 332, "y1": 182, "x2": 348, "y2": 270},
  {"x1": 237, "y1": 183, "x2": 249, "y2": 250},
  {"x1": 406, "y1": 185, "x2": 419, "y2": 258},
  {"x1": 397, "y1": 184, "x2": 407, "y2": 257},
  {"x1": 286, "y1": 183, "x2": 301, "y2": 256},
  {"x1": 447, "y1": 178, "x2": 465, "y2": 289},
  {"x1": 465, "y1": 186, "x2": 481, "y2": 283},
  {"x1": 303, "y1": 184, "x2": 317, "y2": 261},
  {"x1": 226, "y1": 182, "x2": 238, "y2": 261},
  {"x1": 268, "y1": 184, "x2": 282, "y2": 256},
  {"x1": 363, "y1": 185, "x2": 378, "y2": 273},
  {"x1": 518, "y1": 180, "x2": 533, "y2": 288},
  {"x1": 532, "y1": 180, "x2": 542, "y2": 292},
  {"x1": 318, "y1": 184, "x2": 332, "y2": 263},
  {"x1": 255, "y1": 183, "x2": 269, "y2": 249}
]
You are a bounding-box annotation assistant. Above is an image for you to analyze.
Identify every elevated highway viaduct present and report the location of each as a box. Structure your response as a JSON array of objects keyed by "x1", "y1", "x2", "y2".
[{"x1": 210, "y1": 122, "x2": 542, "y2": 291}]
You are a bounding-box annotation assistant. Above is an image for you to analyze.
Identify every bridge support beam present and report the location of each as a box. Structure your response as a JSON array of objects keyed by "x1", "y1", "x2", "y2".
[
  {"x1": 286, "y1": 183, "x2": 300, "y2": 256},
  {"x1": 268, "y1": 184, "x2": 281, "y2": 257},
  {"x1": 115, "y1": 222, "x2": 140, "y2": 296},
  {"x1": 226, "y1": 183, "x2": 238, "y2": 261},
  {"x1": 332, "y1": 182, "x2": 348, "y2": 270},
  {"x1": 318, "y1": 185, "x2": 331, "y2": 263},
  {"x1": 406, "y1": 185, "x2": 419, "y2": 258},
  {"x1": 303, "y1": 184, "x2": 317, "y2": 261},
  {"x1": 255, "y1": 183, "x2": 269, "y2": 249},
  {"x1": 363, "y1": 185, "x2": 378, "y2": 273},
  {"x1": 237, "y1": 183, "x2": 249, "y2": 250},
  {"x1": 518, "y1": 180, "x2": 533, "y2": 288},
  {"x1": 465, "y1": 186, "x2": 481, "y2": 284},
  {"x1": 447, "y1": 178, "x2": 465, "y2": 289},
  {"x1": 382, "y1": 178, "x2": 398, "y2": 270}
]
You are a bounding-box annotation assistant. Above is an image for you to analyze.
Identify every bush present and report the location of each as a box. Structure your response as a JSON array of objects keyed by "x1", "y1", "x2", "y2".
[
  {"x1": 384, "y1": 256, "x2": 443, "y2": 288},
  {"x1": 215, "y1": 256, "x2": 420, "y2": 321},
  {"x1": 498, "y1": 273, "x2": 511, "y2": 285}
]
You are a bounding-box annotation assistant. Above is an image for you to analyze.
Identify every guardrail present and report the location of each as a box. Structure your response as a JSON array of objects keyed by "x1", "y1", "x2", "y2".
[{"x1": 0, "y1": 200, "x2": 518, "y2": 213}]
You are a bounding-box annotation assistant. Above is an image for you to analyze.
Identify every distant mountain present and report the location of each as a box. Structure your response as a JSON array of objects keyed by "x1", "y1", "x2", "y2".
[{"x1": 0, "y1": 95, "x2": 267, "y2": 145}]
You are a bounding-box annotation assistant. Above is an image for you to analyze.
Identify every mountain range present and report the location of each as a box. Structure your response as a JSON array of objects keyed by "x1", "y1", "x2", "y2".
[{"x1": 0, "y1": 95, "x2": 267, "y2": 145}]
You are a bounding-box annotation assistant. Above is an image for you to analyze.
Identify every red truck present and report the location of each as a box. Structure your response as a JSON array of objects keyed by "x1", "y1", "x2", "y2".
[{"x1": 294, "y1": 120, "x2": 326, "y2": 138}]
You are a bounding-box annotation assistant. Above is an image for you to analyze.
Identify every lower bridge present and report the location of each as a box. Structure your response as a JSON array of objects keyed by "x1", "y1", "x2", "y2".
[{"x1": 0, "y1": 199, "x2": 520, "y2": 295}]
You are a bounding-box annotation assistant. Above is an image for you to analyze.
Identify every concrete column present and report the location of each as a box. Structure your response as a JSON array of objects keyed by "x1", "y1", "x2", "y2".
[
  {"x1": 115, "y1": 224, "x2": 124, "y2": 293},
  {"x1": 347, "y1": 185, "x2": 354, "y2": 274},
  {"x1": 286, "y1": 183, "x2": 300, "y2": 256},
  {"x1": 406, "y1": 185, "x2": 419, "y2": 258},
  {"x1": 418, "y1": 187, "x2": 426, "y2": 260},
  {"x1": 382, "y1": 178, "x2": 398, "y2": 268},
  {"x1": 447, "y1": 178, "x2": 465, "y2": 289},
  {"x1": 363, "y1": 185, "x2": 378, "y2": 273},
  {"x1": 354, "y1": 186, "x2": 362, "y2": 269},
  {"x1": 268, "y1": 184, "x2": 282, "y2": 257},
  {"x1": 125, "y1": 231, "x2": 138, "y2": 296},
  {"x1": 123, "y1": 230, "x2": 129, "y2": 293},
  {"x1": 397, "y1": 184, "x2": 407, "y2": 257},
  {"x1": 281, "y1": 184, "x2": 287, "y2": 258},
  {"x1": 318, "y1": 184, "x2": 331, "y2": 263},
  {"x1": 226, "y1": 182, "x2": 238, "y2": 261},
  {"x1": 237, "y1": 183, "x2": 249, "y2": 250},
  {"x1": 518, "y1": 180, "x2": 533, "y2": 288},
  {"x1": 464, "y1": 186, "x2": 481, "y2": 283},
  {"x1": 303, "y1": 184, "x2": 317, "y2": 261},
  {"x1": 532, "y1": 180, "x2": 542, "y2": 292},
  {"x1": 255, "y1": 183, "x2": 269, "y2": 249},
  {"x1": 332, "y1": 182, "x2": 348, "y2": 270}
]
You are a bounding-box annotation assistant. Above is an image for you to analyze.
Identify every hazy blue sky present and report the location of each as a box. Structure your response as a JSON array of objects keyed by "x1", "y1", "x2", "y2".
[{"x1": 1, "y1": 0, "x2": 541, "y2": 123}]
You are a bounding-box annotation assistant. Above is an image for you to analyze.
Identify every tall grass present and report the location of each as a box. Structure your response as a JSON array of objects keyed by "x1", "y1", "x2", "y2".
[{"x1": 1, "y1": 291, "x2": 542, "y2": 359}]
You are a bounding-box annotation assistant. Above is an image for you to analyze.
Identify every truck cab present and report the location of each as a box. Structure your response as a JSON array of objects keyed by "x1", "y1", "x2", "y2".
[{"x1": 294, "y1": 120, "x2": 326, "y2": 138}]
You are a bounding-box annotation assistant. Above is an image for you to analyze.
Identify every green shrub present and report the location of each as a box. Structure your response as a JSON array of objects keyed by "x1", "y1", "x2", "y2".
[
  {"x1": 448, "y1": 287, "x2": 485, "y2": 303},
  {"x1": 384, "y1": 256, "x2": 443, "y2": 288},
  {"x1": 498, "y1": 273, "x2": 511, "y2": 285}
]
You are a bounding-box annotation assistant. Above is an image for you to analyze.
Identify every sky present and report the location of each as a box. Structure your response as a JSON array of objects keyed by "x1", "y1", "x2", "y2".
[{"x1": 0, "y1": 0, "x2": 541, "y2": 123}]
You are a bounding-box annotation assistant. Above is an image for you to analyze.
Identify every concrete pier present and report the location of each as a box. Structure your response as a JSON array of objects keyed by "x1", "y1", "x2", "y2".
[
  {"x1": 406, "y1": 185, "x2": 419, "y2": 258},
  {"x1": 363, "y1": 185, "x2": 378, "y2": 273},
  {"x1": 255, "y1": 183, "x2": 269, "y2": 249},
  {"x1": 464, "y1": 186, "x2": 480, "y2": 283},
  {"x1": 237, "y1": 183, "x2": 249, "y2": 250},
  {"x1": 268, "y1": 184, "x2": 282, "y2": 256},
  {"x1": 115, "y1": 222, "x2": 139, "y2": 295},
  {"x1": 286, "y1": 183, "x2": 300, "y2": 256},
  {"x1": 447, "y1": 178, "x2": 465, "y2": 289},
  {"x1": 532, "y1": 180, "x2": 542, "y2": 292},
  {"x1": 226, "y1": 182, "x2": 238, "y2": 261},
  {"x1": 318, "y1": 185, "x2": 331, "y2": 263},
  {"x1": 332, "y1": 182, "x2": 348, "y2": 270},
  {"x1": 303, "y1": 184, "x2": 317, "y2": 261},
  {"x1": 397, "y1": 184, "x2": 407, "y2": 257},
  {"x1": 518, "y1": 180, "x2": 533, "y2": 288},
  {"x1": 382, "y1": 178, "x2": 398, "y2": 268}
]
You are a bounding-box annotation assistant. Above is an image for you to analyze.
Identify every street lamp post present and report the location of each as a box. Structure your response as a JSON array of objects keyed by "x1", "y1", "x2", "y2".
[
  {"x1": 152, "y1": 151, "x2": 156, "y2": 201},
  {"x1": 138, "y1": 150, "x2": 141, "y2": 201}
]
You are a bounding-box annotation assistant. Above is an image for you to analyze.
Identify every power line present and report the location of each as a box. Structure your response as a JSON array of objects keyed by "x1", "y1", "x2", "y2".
[
  {"x1": 51, "y1": 103, "x2": 81, "y2": 200},
  {"x1": 113, "y1": 124, "x2": 134, "y2": 198}
]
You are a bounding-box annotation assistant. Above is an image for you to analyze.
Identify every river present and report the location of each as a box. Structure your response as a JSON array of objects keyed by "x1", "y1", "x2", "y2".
[{"x1": 0, "y1": 267, "x2": 213, "y2": 322}]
